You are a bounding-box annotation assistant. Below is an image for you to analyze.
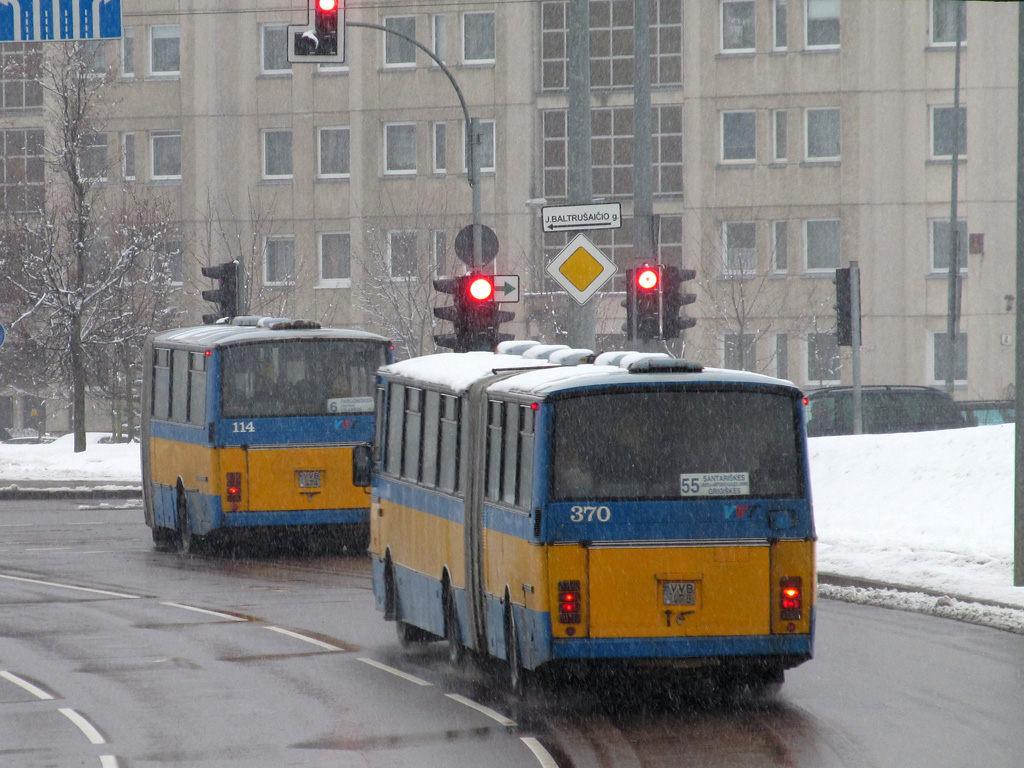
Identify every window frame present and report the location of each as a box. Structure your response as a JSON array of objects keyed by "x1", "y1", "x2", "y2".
[
  {"x1": 432, "y1": 121, "x2": 447, "y2": 175},
  {"x1": 721, "y1": 0, "x2": 756, "y2": 54},
  {"x1": 805, "y1": 107, "x2": 841, "y2": 162},
  {"x1": 773, "y1": 0, "x2": 788, "y2": 50},
  {"x1": 931, "y1": 0, "x2": 967, "y2": 47},
  {"x1": 721, "y1": 110, "x2": 756, "y2": 164},
  {"x1": 264, "y1": 235, "x2": 296, "y2": 286},
  {"x1": 930, "y1": 218, "x2": 968, "y2": 273},
  {"x1": 150, "y1": 130, "x2": 182, "y2": 181},
  {"x1": 772, "y1": 220, "x2": 788, "y2": 272},
  {"x1": 149, "y1": 24, "x2": 180, "y2": 78},
  {"x1": 931, "y1": 105, "x2": 967, "y2": 160},
  {"x1": 318, "y1": 231, "x2": 352, "y2": 287},
  {"x1": 462, "y1": 10, "x2": 496, "y2": 65},
  {"x1": 262, "y1": 129, "x2": 294, "y2": 181},
  {"x1": 121, "y1": 28, "x2": 135, "y2": 78},
  {"x1": 805, "y1": 0, "x2": 840, "y2": 50},
  {"x1": 383, "y1": 16, "x2": 417, "y2": 68},
  {"x1": 122, "y1": 132, "x2": 136, "y2": 182},
  {"x1": 384, "y1": 122, "x2": 417, "y2": 176},
  {"x1": 723, "y1": 220, "x2": 757, "y2": 275},
  {"x1": 432, "y1": 14, "x2": 447, "y2": 64},
  {"x1": 929, "y1": 331, "x2": 969, "y2": 387},
  {"x1": 261, "y1": 24, "x2": 292, "y2": 75},
  {"x1": 387, "y1": 229, "x2": 419, "y2": 280},
  {"x1": 318, "y1": 126, "x2": 351, "y2": 179},
  {"x1": 773, "y1": 109, "x2": 788, "y2": 163},
  {"x1": 806, "y1": 332, "x2": 841, "y2": 385},
  {"x1": 804, "y1": 218, "x2": 841, "y2": 272},
  {"x1": 463, "y1": 119, "x2": 496, "y2": 174}
]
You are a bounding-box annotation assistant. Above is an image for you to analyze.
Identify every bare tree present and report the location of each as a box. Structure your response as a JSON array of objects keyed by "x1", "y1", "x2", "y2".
[{"x1": 1, "y1": 42, "x2": 176, "y2": 451}]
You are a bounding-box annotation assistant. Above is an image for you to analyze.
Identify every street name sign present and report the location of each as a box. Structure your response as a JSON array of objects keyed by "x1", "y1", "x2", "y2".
[
  {"x1": 1, "y1": 0, "x2": 122, "y2": 42},
  {"x1": 545, "y1": 233, "x2": 617, "y2": 305},
  {"x1": 542, "y1": 202, "x2": 621, "y2": 233}
]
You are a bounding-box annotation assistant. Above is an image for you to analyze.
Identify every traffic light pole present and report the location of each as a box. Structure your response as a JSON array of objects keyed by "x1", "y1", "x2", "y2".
[
  {"x1": 850, "y1": 261, "x2": 863, "y2": 435},
  {"x1": 633, "y1": 0, "x2": 658, "y2": 353},
  {"x1": 346, "y1": 21, "x2": 482, "y2": 270}
]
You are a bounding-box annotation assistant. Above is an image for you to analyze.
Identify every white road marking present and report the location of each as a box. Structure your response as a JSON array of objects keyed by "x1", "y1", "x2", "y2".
[
  {"x1": 445, "y1": 693, "x2": 517, "y2": 727},
  {"x1": 59, "y1": 708, "x2": 106, "y2": 744},
  {"x1": 521, "y1": 736, "x2": 560, "y2": 768},
  {"x1": 99, "y1": 756, "x2": 119, "y2": 768},
  {"x1": 0, "y1": 670, "x2": 54, "y2": 700},
  {"x1": 264, "y1": 626, "x2": 342, "y2": 651},
  {"x1": 160, "y1": 602, "x2": 247, "y2": 621},
  {"x1": 357, "y1": 657, "x2": 433, "y2": 687},
  {"x1": 0, "y1": 573, "x2": 141, "y2": 599}
]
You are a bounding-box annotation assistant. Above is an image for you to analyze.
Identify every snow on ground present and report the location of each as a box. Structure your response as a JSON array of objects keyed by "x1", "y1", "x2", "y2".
[{"x1": 1, "y1": 426, "x2": 1023, "y2": 631}]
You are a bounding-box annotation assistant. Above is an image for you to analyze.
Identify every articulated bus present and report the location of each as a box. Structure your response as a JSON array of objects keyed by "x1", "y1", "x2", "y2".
[
  {"x1": 362, "y1": 343, "x2": 815, "y2": 692},
  {"x1": 141, "y1": 317, "x2": 392, "y2": 552}
]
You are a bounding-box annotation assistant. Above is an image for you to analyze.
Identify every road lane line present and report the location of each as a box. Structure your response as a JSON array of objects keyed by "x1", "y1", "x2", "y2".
[
  {"x1": 264, "y1": 626, "x2": 343, "y2": 651},
  {"x1": 160, "y1": 602, "x2": 247, "y2": 621},
  {"x1": 99, "y1": 756, "x2": 119, "y2": 768},
  {"x1": 521, "y1": 736, "x2": 559, "y2": 768},
  {"x1": 0, "y1": 670, "x2": 54, "y2": 700},
  {"x1": 58, "y1": 708, "x2": 106, "y2": 745},
  {"x1": 445, "y1": 693, "x2": 517, "y2": 727},
  {"x1": 0, "y1": 573, "x2": 141, "y2": 599},
  {"x1": 356, "y1": 657, "x2": 433, "y2": 687}
]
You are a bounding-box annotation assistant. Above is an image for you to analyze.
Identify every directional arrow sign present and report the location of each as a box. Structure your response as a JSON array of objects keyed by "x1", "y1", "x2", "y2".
[
  {"x1": 542, "y1": 202, "x2": 622, "y2": 233},
  {"x1": 492, "y1": 275, "x2": 520, "y2": 303},
  {"x1": 0, "y1": 0, "x2": 122, "y2": 42}
]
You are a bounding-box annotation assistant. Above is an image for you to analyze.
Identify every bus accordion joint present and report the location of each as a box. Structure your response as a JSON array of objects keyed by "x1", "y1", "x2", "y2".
[{"x1": 780, "y1": 576, "x2": 803, "y2": 621}]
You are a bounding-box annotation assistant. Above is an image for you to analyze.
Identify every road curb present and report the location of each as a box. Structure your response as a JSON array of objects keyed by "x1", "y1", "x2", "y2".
[{"x1": 0, "y1": 486, "x2": 142, "y2": 500}]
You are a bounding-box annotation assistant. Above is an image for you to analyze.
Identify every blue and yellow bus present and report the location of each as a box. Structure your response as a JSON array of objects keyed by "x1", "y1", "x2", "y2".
[
  {"x1": 141, "y1": 317, "x2": 392, "y2": 552},
  {"x1": 361, "y1": 343, "x2": 815, "y2": 692}
]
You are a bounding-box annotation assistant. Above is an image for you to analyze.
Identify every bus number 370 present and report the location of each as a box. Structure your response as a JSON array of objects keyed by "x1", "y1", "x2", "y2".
[{"x1": 570, "y1": 505, "x2": 612, "y2": 522}]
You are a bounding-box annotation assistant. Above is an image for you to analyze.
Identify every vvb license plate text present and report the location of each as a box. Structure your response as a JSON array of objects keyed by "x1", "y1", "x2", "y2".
[
  {"x1": 662, "y1": 581, "x2": 697, "y2": 606},
  {"x1": 297, "y1": 470, "x2": 322, "y2": 488}
]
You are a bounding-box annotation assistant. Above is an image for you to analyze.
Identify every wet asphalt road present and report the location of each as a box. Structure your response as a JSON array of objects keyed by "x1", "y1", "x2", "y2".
[{"x1": 1, "y1": 497, "x2": 1023, "y2": 767}]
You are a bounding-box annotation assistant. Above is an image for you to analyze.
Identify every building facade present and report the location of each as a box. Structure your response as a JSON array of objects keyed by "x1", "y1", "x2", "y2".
[{"x1": 1, "y1": 0, "x2": 1018, "y2": 433}]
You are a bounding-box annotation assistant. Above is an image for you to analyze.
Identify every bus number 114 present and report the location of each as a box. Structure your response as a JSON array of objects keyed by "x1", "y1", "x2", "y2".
[{"x1": 232, "y1": 421, "x2": 255, "y2": 433}]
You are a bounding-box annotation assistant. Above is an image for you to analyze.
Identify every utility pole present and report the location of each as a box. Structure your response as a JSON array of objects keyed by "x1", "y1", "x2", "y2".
[
  {"x1": 566, "y1": 0, "x2": 595, "y2": 349},
  {"x1": 945, "y1": 6, "x2": 964, "y2": 393},
  {"x1": 633, "y1": 0, "x2": 657, "y2": 352},
  {"x1": 1014, "y1": 2, "x2": 1024, "y2": 587}
]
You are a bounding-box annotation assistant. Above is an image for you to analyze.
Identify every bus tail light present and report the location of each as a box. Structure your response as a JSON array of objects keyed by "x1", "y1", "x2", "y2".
[
  {"x1": 226, "y1": 472, "x2": 242, "y2": 503},
  {"x1": 558, "y1": 580, "x2": 581, "y2": 624},
  {"x1": 780, "y1": 576, "x2": 803, "y2": 620}
]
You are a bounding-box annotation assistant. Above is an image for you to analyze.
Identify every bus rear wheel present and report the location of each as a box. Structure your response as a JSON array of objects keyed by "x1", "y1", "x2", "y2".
[{"x1": 176, "y1": 489, "x2": 203, "y2": 555}]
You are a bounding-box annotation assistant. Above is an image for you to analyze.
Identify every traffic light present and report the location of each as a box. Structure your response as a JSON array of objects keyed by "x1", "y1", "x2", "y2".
[
  {"x1": 662, "y1": 266, "x2": 698, "y2": 338},
  {"x1": 834, "y1": 267, "x2": 853, "y2": 346},
  {"x1": 635, "y1": 264, "x2": 662, "y2": 341},
  {"x1": 290, "y1": 0, "x2": 345, "y2": 62},
  {"x1": 201, "y1": 261, "x2": 239, "y2": 324},
  {"x1": 433, "y1": 274, "x2": 515, "y2": 352}
]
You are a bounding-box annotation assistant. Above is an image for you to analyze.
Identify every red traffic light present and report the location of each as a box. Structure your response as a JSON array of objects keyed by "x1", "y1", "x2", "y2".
[
  {"x1": 468, "y1": 276, "x2": 494, "y2": 301},
  {"x1": 637, "y1": 267, "x2": 659, "y2": 291},
  {"x1": 317, "y1": 0, "x2": 338, "y2": 11}
]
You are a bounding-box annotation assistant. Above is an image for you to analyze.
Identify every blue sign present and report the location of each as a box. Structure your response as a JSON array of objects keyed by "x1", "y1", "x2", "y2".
[
  {"x1": 0, "y1": 1, "x2": 121, "y2": 42},
  {"x1": 0, "y1": 323, "x2": 5, "y2": 349}
]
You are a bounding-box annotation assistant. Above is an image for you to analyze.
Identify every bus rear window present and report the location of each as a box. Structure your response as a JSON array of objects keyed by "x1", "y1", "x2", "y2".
[
  {"x1": 551, "y1": 389, "x2": 803, "y2": 501},
  {"x1": 220, "y1": 339, "x2": 387, "y2": 418}
]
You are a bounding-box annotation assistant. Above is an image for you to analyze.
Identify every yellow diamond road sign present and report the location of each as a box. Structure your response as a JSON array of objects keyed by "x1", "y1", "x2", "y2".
[{"x1": 546, "y1": 233, "x2": 617, "y2": 305}]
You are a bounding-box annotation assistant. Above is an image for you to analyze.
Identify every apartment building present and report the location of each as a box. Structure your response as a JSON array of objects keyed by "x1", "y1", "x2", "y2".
[{"x1": 1, "y1": 1, "x2": 1018, "y2": 434}]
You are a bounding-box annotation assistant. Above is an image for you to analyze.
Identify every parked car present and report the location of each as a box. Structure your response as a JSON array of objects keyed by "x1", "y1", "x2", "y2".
[
  {"x1": 957, "y1": 399, "x2": 1015, "y2": 427},
  {"x1": 804, "y1": 385, "x2": 966, "y2": 437}
]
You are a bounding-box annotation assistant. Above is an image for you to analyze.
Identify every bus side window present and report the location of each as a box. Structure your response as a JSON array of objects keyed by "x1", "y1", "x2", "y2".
[
  {"x1": 486, "y1": 400, "x2": 504, "y2": 501},
  {"x1": 188, "y1": 351, "x2": 207, "y2": 426},
  {"x1": 502, "y1": 401, "x2": 519, "y2": 507},
  {"x1": 385, "y1": 383, "x2": 404, "y2": 477},
  {"x1": 517, "y1": 405, "x2": 535, "y2": 510},
  {"x1": 152, "y1": 348, "x2": 171, "y2": 420},
  {"x1": 421, "y1": 390, "x2": 441, "y2": 488},
  {"x1": 171, "y1": 349, "x2": 189, "y2": 424},
  {"x1": 402, "y1": 387, "x2": 423, "y2": 482},
  {"x1": 439, "y1": 394, "x2": 459, "y2": 493}
]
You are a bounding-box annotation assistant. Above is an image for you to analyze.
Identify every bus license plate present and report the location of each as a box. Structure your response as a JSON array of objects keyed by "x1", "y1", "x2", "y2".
[
  {"x1": 298, "y1": 470, "x2": 322, "y2": 489},
  {"x1": 662, "y1": 581, "x2": 697, "y2": 606}
]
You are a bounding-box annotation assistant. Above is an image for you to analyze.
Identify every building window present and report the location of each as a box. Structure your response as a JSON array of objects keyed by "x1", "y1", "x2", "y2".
[
  {"x1": 1, "y1": 128, "x2": 45, "y2": 213},
  {"x1": 320, "y1": 232, "x2": 351, "y2": 283},
  {"x1": 121, "y1": 28, "x2": 134, "y2": 77},
  {"x1": 806, "y1": 108, "x2": 840, "y2": 160},
  {"x1": 388, "y1": 230, "x2": 418, "y2": 279},
  {"x1": 931, "y1": 219, "x2": 967, "y2": 272},
  {"x1": 722, "y1": 111, "x2": 756, "y2": 163},
  {"x1": 151, "y1": 131, "x2": 182, "y2": 180},
  {"x1": 158, "y1": 238, "x2": 183, "y2": 285},
  {"x1": 773, "y1": 110, "x2": 788, "y2": 162},
  {"x1": 805, "y1": 0, "x2": 839, "y2": 49},
  {"x1": 931, "y1": 106, "x2": 967, "y2": 159},
  {"x1": 723, "y1": 221, "x2": 757, "y2": 274},
  {"x1": 540, "y1": 0, "x2": 681, "y2": 90},
  {"x1": 433, "y1": 230, "x2": 448, "y2": 277},
  {"x1": 79, "y1": 132, "x2": 108, "y2": 182},
  {"x1": 932, "y1": 0, "x2": 966, "y2": 46},
  {"x1": 463, "y1": 11, "x2": 495, "y2": 64},
  {"x1": 807, "y1": 332, "x2": 840, "y2": 383},
  {"x1": 464, "y1": 119, "x2": 496, "y2": 173},
  {"x1": 262, "y1": 25, "x2": 291, "y2": 74},
  {"x1": 122, "y1": 132, "x2": 136, "y2": 181},
  {"x1": 433, "y1": 122, "x2": 447, "y2": 174},
  {"x1": 722, "y1": 1, "x2": 755, "y2": 53},
  {"x1": 265, "y1": 236, "x2": 295, "y2": 285},
  {"x1": 932, "y1": 332, "x2": 968, "y2": 385},
  {"x1": 805, "y1": 219, "x2": 840, "y2": 271},
  {"x1": 432, "y1": 15, "x2": 447, "y2": 62},
  {"x1": 774, "y1": 0, "x2": 788, "y2": 49},
  {"x1": 724, "y1": 333, "x2": 757, "y2": 372},
  {"x1": 0, "y1": 43, "x2": 43, "y2": 109},
  {"x1": 82, "y1": 40, "x2": 107, "y2": 75},
  {"x1": 263, "y1": 130, "x2": 293, "y2": 179},
  {"x1": 384, "y1": 16, "x2": 416, "y2": 67},
  {"x1": 776, "y1": 333, "x2": 789, "y2": 379},
  {"x1": 318, "y1": 127, "x2": 350, "y2": 178},
  {"x1": 772, "y1": 220, "x2": 788, "y2": 271},
  {"x1": 384, "y1": 123, "x2": 417, "y2": 175},
  {"x1": 150, "y1": 25, "x2": 180, "y2": 77}
]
